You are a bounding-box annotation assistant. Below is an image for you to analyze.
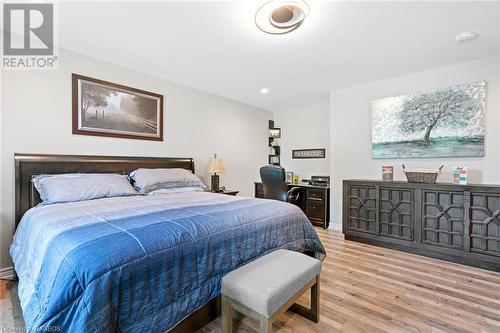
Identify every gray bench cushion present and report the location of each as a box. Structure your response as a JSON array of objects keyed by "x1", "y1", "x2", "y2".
[{"x1": 221, "y1": 249, "x2": 321, "y2": 317}]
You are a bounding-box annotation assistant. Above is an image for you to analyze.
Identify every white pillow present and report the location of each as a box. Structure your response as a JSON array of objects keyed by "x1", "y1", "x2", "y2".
[
  {"x1": 33, "y1": 173, "x2": 138, "y2": 204},
  {"x1": 130, "y1": 168, "x2": 206, "y2": 193},
  {"x1": 148, "y1": 187, "x2": 205, "y2": 196}
]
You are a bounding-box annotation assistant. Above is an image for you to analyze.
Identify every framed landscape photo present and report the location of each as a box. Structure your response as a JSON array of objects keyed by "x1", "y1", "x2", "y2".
[{"x1": 72, "y1": 74, "x2": 163, "y2": 141}]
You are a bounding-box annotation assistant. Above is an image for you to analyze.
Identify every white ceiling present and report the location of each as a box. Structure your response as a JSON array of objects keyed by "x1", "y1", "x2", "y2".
[{"x1": 58, "y1": 1, "x2": 500, "y2": 111}]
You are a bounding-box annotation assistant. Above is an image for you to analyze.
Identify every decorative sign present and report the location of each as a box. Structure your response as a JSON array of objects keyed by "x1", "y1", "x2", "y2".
[
  {"x1": 453, "y1": 166, "x2": 468, "y2": 185},
  {"x1": 292, "y1": 149, "x2": 326, "y2": 159}
]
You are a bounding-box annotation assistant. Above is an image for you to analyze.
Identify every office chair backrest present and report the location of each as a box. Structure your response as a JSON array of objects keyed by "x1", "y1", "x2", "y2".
[{"x1": 259, "y1": 165, "x2": 289, "y2": 202}]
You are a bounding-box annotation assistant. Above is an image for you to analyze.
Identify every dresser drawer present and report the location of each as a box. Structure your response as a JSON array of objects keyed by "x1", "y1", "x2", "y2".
[
  {"x1": 306, "y1": 200, "x2": 325, "y2": 220},
  {"x1": 307, "y1": 188, "x2": 325, "y2": 201}
]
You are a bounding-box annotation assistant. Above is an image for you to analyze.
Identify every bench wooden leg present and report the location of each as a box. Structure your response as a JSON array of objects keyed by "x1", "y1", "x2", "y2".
[
  {"x1": 222, "y1": 274, "x2": 320, "y2": 333},
  {"x1": 311, "y1": 274, "x2": 320, "y2": 323},
  {"x1": 289, "y1": 274, "x2": 321, "y2": 323},
  {"x1": 260, "y1": 315, "x2": 273, "y2": 333},
  {"x1": 221, "y1": 295, "x2": 232, "y2": 333}
]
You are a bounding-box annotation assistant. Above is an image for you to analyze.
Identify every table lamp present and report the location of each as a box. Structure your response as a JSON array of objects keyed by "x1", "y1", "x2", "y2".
[{"x1": 207, "y1": 154, "x2": 225, "y2": 192}]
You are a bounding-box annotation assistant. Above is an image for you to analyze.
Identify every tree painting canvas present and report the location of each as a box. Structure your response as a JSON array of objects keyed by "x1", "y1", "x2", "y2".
[
  {"x1": 72, "y1": 74, "x2": 163, "y2": 141},
  {"x1": 372, "y1": 81, "x2": 486, "y2": 159}
]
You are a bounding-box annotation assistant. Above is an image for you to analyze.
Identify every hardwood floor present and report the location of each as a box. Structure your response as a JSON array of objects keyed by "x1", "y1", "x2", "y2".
[
  {"x1": 0, "y1": 279, "x2": 22, "y2": 331},
  {"x1": 200, "y1": 228, "x2": 500, "y2": 333},
  {"x1": 2, "y1": 228, "x2": 500, "y2": 332}
]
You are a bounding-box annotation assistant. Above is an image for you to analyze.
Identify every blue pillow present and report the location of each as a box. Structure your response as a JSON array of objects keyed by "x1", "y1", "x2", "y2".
[
  {"x1": 130, "y1": 168, "x2": 206, "y2": 193},
  {"x1": 33, "y1": 173, "x2": 138, "y2": 204}
]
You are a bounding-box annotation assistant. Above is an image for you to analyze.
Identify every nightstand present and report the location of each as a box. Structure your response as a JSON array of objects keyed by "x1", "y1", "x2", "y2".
[{"x1": 213, "y1": 190, "x2": 239, "y2": 196}]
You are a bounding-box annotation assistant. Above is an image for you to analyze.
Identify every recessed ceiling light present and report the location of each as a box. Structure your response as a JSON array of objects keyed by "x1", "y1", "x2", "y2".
[
  {"x1": 255, "y1": 0, "x2": 309, "y2": 35},
  {"x1": 260, "y1": 88, "x2": 269, "y2": 94},
  {"x1": 456, "y1": 31, "x2": 479, "y2": 43}
]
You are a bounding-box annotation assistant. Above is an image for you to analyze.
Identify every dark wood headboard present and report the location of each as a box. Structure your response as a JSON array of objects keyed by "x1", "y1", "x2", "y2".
[{"x1": 14, "y1": 153, "x2": 195, "y2": 228}]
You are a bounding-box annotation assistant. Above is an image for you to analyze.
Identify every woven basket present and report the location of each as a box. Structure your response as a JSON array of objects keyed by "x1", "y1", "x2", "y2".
[{"x1": 402, "y1": 165, "x2": 444, "y2": 184}]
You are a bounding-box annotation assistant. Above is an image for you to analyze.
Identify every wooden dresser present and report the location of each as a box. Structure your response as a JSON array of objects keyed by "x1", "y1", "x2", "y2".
[
  {"x1": 343, "y1": 179, "x2": 500, "y2": 272},
  {"x1": 255, "y1": 182, "x2": 330, "y2": 229}
]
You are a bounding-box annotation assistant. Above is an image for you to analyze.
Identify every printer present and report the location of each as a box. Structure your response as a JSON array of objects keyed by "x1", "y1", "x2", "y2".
[{"x1": 309, "y1": 176, "x2": 330, "y2": 186}]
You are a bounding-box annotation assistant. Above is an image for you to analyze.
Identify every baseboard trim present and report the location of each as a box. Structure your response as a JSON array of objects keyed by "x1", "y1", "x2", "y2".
[
  {"x1": 0, "y1": 267, "x2": 15, "y2": 280},
  {"x1": 330, "y1": 223, "x2": 342, "y2": 231}
]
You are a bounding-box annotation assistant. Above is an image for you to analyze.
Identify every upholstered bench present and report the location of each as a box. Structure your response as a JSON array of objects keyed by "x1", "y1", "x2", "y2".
[{"x1": 221, "y1": 249, "x2": 322, "y2": 333}]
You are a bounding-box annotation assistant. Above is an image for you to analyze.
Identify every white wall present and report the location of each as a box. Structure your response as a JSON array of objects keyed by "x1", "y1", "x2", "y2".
[
  {"x1": 0, "y1": 72, "x2": 3, "y2": 271},
  {"x1": 330, "y1": 57, "x2": 500, "y2": 229},
  {"x1": 0, "y1": 49, "x2": 272, "y2": 269},
  {"x1": 274, "y1": 102, "x2": 330, "y2": 180}
]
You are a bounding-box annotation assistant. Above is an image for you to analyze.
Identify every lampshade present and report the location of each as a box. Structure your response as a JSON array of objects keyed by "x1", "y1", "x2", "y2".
[{"x1": 207, "y1": 154, "x2": 225, "y2": 174}]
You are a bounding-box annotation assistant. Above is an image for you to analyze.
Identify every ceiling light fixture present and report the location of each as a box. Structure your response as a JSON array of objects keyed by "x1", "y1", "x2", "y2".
[
  {"x1": 456, "y1": 31, "x2": 479, "y2": 43},
  {"x1": 255, "y1": 0, "x2": 309, "y2": 35},
  {"x1": 260, "y1": 88, "x2": 269, "y2": 94}
]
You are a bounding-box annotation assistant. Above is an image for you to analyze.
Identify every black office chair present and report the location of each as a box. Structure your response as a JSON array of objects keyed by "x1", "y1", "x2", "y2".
[{"x1": 259, "y1": 165, "x2": 301, "y2": 204}]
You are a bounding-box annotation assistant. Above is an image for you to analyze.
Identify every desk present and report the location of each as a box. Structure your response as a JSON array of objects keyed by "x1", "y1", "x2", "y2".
[{"x1": 254, "y1": 182, "x2": 330, "y2": 229}]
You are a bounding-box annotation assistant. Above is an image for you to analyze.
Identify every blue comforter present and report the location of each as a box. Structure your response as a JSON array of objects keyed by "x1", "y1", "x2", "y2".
[{"x1": 11, "y1": 191, "x2": 325, "y2": 333}]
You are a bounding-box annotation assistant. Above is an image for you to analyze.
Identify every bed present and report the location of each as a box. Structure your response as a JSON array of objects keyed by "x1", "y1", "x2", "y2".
[{"x1": 11, "y1": 154, "x2": 326, "y2": 333}]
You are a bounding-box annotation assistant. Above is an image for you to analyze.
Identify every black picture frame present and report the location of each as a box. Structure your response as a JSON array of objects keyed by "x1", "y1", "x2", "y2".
[
  {"x1": 292, "y1": 149, "x2": 326, "y2": 159},
  {"x1": 72, "y1": 74, "x2": 163, "y2": 141},
  {"x1": 269, "y1": 128, "x2": 281, "y2": 138},
  {"x1": 269, "y1": 155, "x2": 280, "y2": 165}
]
